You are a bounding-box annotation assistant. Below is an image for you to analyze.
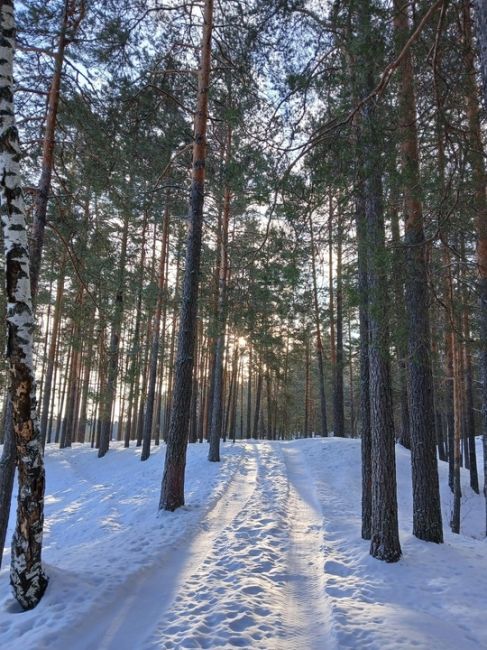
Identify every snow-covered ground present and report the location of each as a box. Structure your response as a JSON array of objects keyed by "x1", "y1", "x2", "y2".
[{"x1": 0, "y1": 438, "x2": 486, "y2": 649}]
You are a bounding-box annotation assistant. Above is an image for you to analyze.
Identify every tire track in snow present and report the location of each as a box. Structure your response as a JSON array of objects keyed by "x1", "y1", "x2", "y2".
[
  {"x1": 281, "y1": 443, "x2": 337, "y2": 650},
  {"x1": 307, "y1": 442, "x2": 388, "y2": 649}
]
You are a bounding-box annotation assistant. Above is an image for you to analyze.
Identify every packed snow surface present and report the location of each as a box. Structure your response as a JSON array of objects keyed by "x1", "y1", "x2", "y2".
[{"x1": 0, "y1": 438, "x2": 486, "y2": 649}]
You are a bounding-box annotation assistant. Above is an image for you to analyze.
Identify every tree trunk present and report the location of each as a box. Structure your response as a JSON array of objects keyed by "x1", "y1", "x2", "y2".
[
  {"x1": 40, "y1": 259, "x2": 65, "y2": 447},
  {"x1": 29, "y1": 0, "x2": 73, "y2": 300},
  {"x1": 162, "y1": 247, "x2": 182, "y2": 442},
  {"x1": 48, "y1": 329, "x2": 62, "y2": 443},
  {"x1": 346, "y1": 31, "x2": 372, "y2": 541},
  {"x1": 77, "y1": 335, "x2": 93, "y2": 444},
  {"x1": 38, "y1": 279, "x2": 52, "y2": 400},
  {"x1": 433, "y1": 72, "x2": 455, "y2": 487},
  {"x1": 304, "y1": 335, "x2": 310, "y2": 437},
  {"x1": 356, "y1": 0, "x2": 401, "y2": 562},
  {"x1": 229, "y1": 358, "x2": 240, "y2": 443},
  {"x1": 0, "y1": 399, "x2": 15, "y2": 571},
  {"x1": 393, "y1": 0, "x2": 443, "y2": 543},
  {"x1": 466, "y1": 2, "x2": 487, "y2": 525},
  {"x1": 451, "y1": 328, "x2": 462, "y2": 534},
  {"x1": 0, "y1": 0, "x2": 48, "y2": 607},
  {"x1": 365, "y1": 154, "x2": 401, "y2": 561},
  {"x1": 246, "y1": 346, "x2": 252, "y2": 438},
  {"x1": 98, "y1": 212, "x2": 129, "y2": 457},
  {"x1": 462, "y1": 309, "x2": 479, "y2": 493},
  {"x1": 390, "y1": 208, "x2": 410, "y2": 449},
  {"x1": 123, "y1": 210, "x2": 148, "y2": 447},
  {"x1": 188, "y1": 318, "x2": 201, "y2": 444},
  {"x1": 309, "y1": 211, "x2": 328, "y2": 436},
  {"x1": 209, "y1": 125, "x2": 232, "y2": 462},
  {"x1": 333, "y1": 204, "x2": 345, "y2": 437},
  {"x1": 159, "y1": 0, "x2": 214, "y2": 511},
  {"x1": 60, "y1": 312, "x2": 83, "y2": 448},
  {"x1": 142, "y1": 204, "x2": 170, "y2": 461},
  {"x1": 56, "y1": 334, "x2": 72, "y2": 444},
  {"x1": 253, "y1": 366, "x2": 263, "y2": 440},
  {"x1": 348, "y1": 318, "x2": 356, "y2": 438}
]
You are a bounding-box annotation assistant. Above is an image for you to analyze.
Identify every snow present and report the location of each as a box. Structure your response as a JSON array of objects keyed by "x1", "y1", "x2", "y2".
[{"x1": 0, "y1": 438, "x2": 486, "y2": 649}]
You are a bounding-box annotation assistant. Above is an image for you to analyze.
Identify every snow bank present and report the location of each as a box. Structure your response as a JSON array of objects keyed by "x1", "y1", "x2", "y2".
[{"x1": 0, "y1": 442, "x2": 244, "y2": 649}]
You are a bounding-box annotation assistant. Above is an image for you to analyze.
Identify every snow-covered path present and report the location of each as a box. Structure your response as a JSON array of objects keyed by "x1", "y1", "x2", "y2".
[
  {"x1": 59, "y1": 449, "x2": 258, "y2": 650},
  {"x1": 1, "y1": 438, "x2": 487, "y2": 649},
  {"x1": 142, "y1": 443, "x2": 335, "y2": 650},
  {"x1": 282, "y1": 444, "x2": 336, "y2": 650}
]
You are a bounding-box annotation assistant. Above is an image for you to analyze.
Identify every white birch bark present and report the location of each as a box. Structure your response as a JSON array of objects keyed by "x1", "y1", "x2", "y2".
[{"x1": 0, "y1": 0, "x2": 48, "y2": 610}]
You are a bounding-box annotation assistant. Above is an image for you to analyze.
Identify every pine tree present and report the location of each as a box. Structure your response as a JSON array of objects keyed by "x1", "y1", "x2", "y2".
[
  {"x1": 393, "y1": 0, "x2": 443, "y2": 544},
  {"x1": 160, "y1": 0, "x2": 214, "y2": 511}
]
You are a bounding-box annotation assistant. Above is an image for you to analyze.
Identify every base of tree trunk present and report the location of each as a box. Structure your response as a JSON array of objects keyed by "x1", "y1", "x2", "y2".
[
  {"x1": 370, "y1": 536, "x2": 402, "y2": 563},
  {"x1": 10, "y1": 550, "x2": 49, "y2": 610}
]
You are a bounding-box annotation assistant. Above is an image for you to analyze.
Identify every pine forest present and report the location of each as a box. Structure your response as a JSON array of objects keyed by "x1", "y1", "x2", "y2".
[{"x1": 0, "y1": 1, "x2": 487, "y2": 648}]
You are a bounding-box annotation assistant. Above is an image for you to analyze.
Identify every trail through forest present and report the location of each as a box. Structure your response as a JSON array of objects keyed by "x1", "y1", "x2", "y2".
[{"x1": 1, "y1": 439, "x2": 486, "y2": 649}]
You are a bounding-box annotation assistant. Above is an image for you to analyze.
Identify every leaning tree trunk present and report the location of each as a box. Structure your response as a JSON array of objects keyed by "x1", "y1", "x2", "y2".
[
  {"x1": 393, "y1": 0, "x2": 443, "y2": 543},
  {"x1": 159, "y1": 0, "x2": 214, "y2": 511},
  {"x1": 0, "y1": 0, "x2": 48, "y2": 608},
  {"x1": 29, "y1": 0, "x2": 71, "y2": 299},
  {"x1": 29, "y1": 0, "x2": 85, "y2": 298}
]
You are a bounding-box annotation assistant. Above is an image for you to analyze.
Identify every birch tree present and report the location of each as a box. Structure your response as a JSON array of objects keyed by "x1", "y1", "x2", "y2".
[{"x1": 0, "y1": 0, "x2": 48, "y2": 609}]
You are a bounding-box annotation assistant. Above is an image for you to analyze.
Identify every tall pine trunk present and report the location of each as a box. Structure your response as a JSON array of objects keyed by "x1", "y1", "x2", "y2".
[
  {"x1": 98, "y1": 212, "x2": 129, "y2": 457},
  {"x1": 357, "y1": 0, "x2": 401, "y2": 562},
  {"x1": 309, "y1": 211, "x2": 328, "y2": 436},
  {"x1": 253, "y1": 366, "x2": 263, "y2": 440},
  {"x1": 40, "y1": 260, "x2": 65, "y2": 447},
  {"x1": 208, "y1": 125, "x2": 232, "y2": 462},
  {"x1": 390, "y1": 208, "x2": 410, "y2": 449},
  {"x1": 333, "y1": 205, "x2": 345, "y2": 437},
  {"x1": 394, "y1": 0, "x2": 442, "y2": 543},
  {"x1": 347, "y1": 44, "x2": 372, "y2": 541},
  {"x1": 141, "y1": 204, "x2": 170, "y2": 461}
]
